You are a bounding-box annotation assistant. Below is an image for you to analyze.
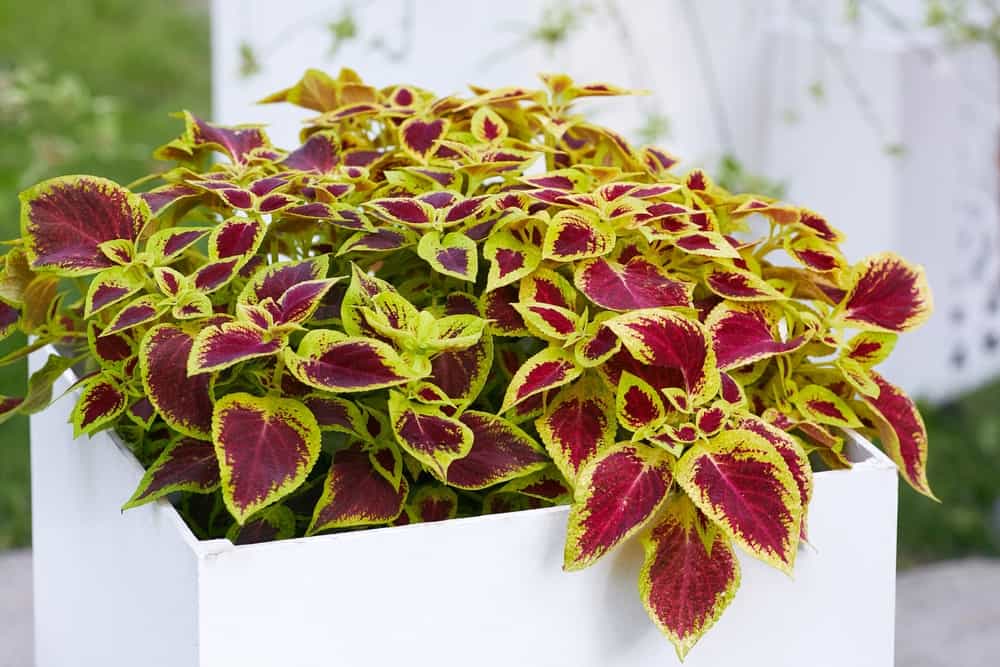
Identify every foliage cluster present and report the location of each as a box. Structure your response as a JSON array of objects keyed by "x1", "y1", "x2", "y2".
[{"x1": 0, "y1": 67, "x2": 933, "y2": 657}]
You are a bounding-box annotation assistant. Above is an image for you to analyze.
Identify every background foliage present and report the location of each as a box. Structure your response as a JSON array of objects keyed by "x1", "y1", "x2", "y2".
[
  {"x1": 0, "y1": 0, "x2": 209, "y2": 548},
  {"x1": 0, "y1": 0, "x2": 996, "y2": 565}
]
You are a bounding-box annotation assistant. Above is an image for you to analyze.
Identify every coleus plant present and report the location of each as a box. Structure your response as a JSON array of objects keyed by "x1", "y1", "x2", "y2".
[{"x1": 0, "y1": 67, "x2": 933, "y2": 659}]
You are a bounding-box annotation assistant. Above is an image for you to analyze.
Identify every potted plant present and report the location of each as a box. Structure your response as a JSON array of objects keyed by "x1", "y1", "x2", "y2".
[{"x1": 4, "y1": 68, "x2": 932, "y2": 665}]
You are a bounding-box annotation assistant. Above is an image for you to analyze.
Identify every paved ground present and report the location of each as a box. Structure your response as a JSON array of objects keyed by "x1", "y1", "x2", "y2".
[
  {"x1": 0, "y1": 550, "x2": 32, "y2": 667},
  {"x1": 1, "y1": 550, "x2": 997, "y2": 666},
  {"x1": 895, "y1": 558, "x2": 1000, "y2": 667}
]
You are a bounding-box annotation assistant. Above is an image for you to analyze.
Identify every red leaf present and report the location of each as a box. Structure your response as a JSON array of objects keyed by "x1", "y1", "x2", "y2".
[
  {"x1": 140, "y1": 325, "x2": 214, "y2": 438},
  {"x1": 188, "y1": 323, "x2": 282, "y2": 374},
  {"x1": 281, "y1": 132, "x2": 339, "y2": 173},
  {"x1": 428, "y1": 334, "x2": 493, "y2": 404},
  {"x1": 284, "y1": 330, "x2": 415, "y2": 392},
  {"x1": 187, "y1": 113, "x2": 270, "y2": 164},
  {"x1": 640, "y1": 494, "x2": 740, "y2": 660},
  {"x1": 277, "y1": 278, "x2": 341, "y2": 324},
  {"x1": 446, "y1": 411, "x2": 549, "y2": 489},
  {"x1": 213, "y1": 392, "x2": 321, "y2": 524},
  {"x1": 388, "y1": 393, "x2": 473, "y2": 479},
  {"x1": 535, "y1": 378, "x2": 615, "y2": 483},
  {"x1": 574, "y1": 256, "x2": 692, "y2": 311},
  {"x1": 240, "y1": 256, "x2": 330, "y2": 305},
  {"x1": 20, "y1": 176, "x2": 147, "y2": 276},
  {"x1": 408, "y1": 485, "x2": 458, "y2": 523},
  {"x1": 542, "y1": 209, "x2": 615, "y2": 261},
  {"x1": 482, "y1": 285, "x2": 528, "y2": 336},
  {"x1": 606, "y1": 309, "x2": 718, "y2": 407},
  {"x1": 839, "y1": 253, "x2": 932, "y2": 332},
  {"x1": 193, "y1": 259, "x2": 239, "y2": 293},
  {"x1": 707, "y1": 302, "x2": 808, "y2": 371},
  {"x1": 309, "y1": 444, "x2": 408, "y2": 533},
  {"x1": 564, "y1": 443, "x2": 674, "y2": 570},
  {"x1": 399, "y1": 117, "x2": 447, "y2": 161},
  {"x1": 704, "y1": 266, "x2": 785, "y2": 301},
  {"x1": 862, "y1": 372, "x2": 935, "y2": 498},
  {"x1": 738, "y1": 415, "x2": 813, "y2": 539},
  {"x1": 102, "y1": 296, "x2": 164, "y2": 336},
  {"x1": 71, "y1": 375, "x2": 127, "y2": 436},
  {"x1": 209, "y1": 218, "x2": 265, "y2": 260},
  {"x1": 501, "y1": 346, "x2": 581, "y2": 413},
  {"x1": 676, "y1": 429, "x2": 802, "y2": 573},
  {"x1": 123, "y1": 437, "x2": 220, "y2": 509},
  {"x1": 140, "y1": 184, "x2": 202, "y2": 216}
]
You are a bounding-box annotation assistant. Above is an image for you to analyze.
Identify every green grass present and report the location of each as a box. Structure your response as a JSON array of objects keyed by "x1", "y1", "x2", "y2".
[
  {"x1": 0, "y1": 0, "x2": 210, "y2": 549},
  {"x1": 898, "y1": 388, "x2": 1000, "y2": 566}
]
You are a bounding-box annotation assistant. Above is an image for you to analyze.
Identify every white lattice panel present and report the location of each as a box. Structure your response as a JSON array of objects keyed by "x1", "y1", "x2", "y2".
[{"x1": 756, "y1": 16, "x2": 1000, "y2": 401}]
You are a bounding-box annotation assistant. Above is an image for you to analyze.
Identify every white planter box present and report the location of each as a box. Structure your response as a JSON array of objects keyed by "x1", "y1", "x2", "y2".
[{"x1": 30, "y1": 349, "x2": 898, "y2": 666}]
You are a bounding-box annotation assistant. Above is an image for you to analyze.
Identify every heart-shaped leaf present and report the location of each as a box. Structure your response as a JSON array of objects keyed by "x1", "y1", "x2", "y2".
[
  {"x1": 484, "y1": 230, "x2": 540, "y2": 291},
  {"x1": 543, "y1": 209, "x2": 615, "y2": 261},
  {"x1": 417, "y1": 231, "x2": 478, "y2": 282},
  {"x1": 213, "y1": 392, "x2": 321, "y2": 524},
  {"x1": 564, "y1": 442, "x2": 674, "y2": 570},
  {"x1": 399, "y1": 117, "x2": 448, "y2": 162},
  {"x1": 535, "y1": 377, "x2": 615, "y2": 484},
  {"x1": 19, "y1": 176, "x2": 148, "y2": 276},
  {"x1": 388, "y1": 392, "x2": 473, "y2": 479}
]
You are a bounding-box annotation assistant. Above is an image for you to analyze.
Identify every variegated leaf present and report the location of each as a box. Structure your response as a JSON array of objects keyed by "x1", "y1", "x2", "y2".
[
  {"x1": 309, "y1": 443, "x2": 409, "y2": 533},
  {"x1": 213, "y1": 392, "x2": 321, "y2": 524},
  {"x1": 564, "y1": 442, "x2": 674, "y2": 570},
  {"x1": 535, "y1": 377, "x2": 616, "y2": 484},
  {"x1": 640, "y1": 494, "x2": 740, "y2": 661},
  {"x1": 446, "y1": 411, "x2": 549, "y2": 490},
  {"x1": 501, "y1": 346, "x2": 582, "y2": 413},
  {"x1": 123, "y1": 437, "x2": 220, "y2": 509},
  {"x1": 675, "y1": 429, "x2": 802, "y2": 573}
]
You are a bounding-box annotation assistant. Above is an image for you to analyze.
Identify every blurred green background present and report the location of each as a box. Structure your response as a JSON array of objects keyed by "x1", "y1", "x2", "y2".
[
  {"x1": 0, "y1": 0, "x2": 209, "y2": 549},
  {"x1": 0, "y1": 0, "x2": 997, "y2": 565}
]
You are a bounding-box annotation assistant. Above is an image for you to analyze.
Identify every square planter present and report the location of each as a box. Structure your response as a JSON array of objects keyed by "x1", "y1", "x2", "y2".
[{"x1": 30, "y1": 348, "x2": 898, "y2": 666}]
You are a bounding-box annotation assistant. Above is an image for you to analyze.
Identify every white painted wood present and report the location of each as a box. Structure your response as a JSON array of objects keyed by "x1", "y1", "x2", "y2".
[
  {"x1": 756, "y1": 16, "x2": 1000, "y2": 401},
  {"x1": 31, "y1": 346, "x2": 898, "y2": 666},
  {"x1": 29, "y1": 351, "x2": 205, "y2": 667},
  {"x1": 209, "y1": 0, "x2": 773, "y2": 167}
]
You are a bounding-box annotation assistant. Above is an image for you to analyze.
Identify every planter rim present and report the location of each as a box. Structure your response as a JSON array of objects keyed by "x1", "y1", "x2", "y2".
[{"x1": 45, "y1": 345, "x2": 897, "y2": 559}]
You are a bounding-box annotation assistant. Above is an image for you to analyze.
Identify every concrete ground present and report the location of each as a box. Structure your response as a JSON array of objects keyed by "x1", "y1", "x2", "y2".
[{"x1": 1, "y1": 550, "x2": 998, "y2": 666}]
